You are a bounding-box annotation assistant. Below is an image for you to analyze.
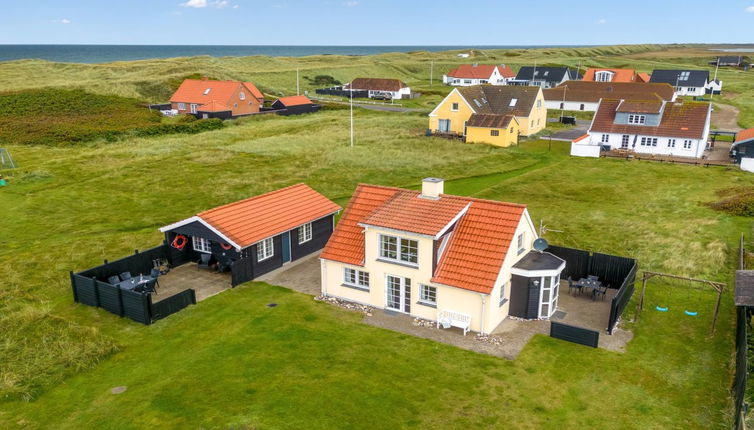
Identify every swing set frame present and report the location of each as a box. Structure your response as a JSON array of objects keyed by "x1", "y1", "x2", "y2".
[{"x1": 635, "y1": 271, "x2": 725, "y2": 334}]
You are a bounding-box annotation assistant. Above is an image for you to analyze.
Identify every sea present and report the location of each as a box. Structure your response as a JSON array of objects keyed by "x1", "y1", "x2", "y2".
[{"x1": 0, "y1": 44, "x2": 586, "y2": 64}]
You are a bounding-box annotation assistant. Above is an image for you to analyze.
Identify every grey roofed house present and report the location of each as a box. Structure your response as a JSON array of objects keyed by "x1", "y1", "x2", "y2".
[
  {"x1": 710, "y1": 56, "x2": 748, "y2": 66},
  {"x1": 455, "y1": 85, "x2": 540, "y2": 117},
  {"x1": 649, "y1": 70, "x2": 710, "y2": 88},
  {"x1": 513, "y1": 66, "x2": 581, "y2": 86}
]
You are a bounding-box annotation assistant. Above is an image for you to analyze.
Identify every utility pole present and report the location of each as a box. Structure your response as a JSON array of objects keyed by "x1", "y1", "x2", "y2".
[
  {"x1": 430, "y1": 60, "x2": 434, "y2": 87},
  {"x1": 350, "y1": 90, "x2": 354, "y2": 148},
  {"x1": 296, "y1": 68, "x2": 300, "y2": 95}
]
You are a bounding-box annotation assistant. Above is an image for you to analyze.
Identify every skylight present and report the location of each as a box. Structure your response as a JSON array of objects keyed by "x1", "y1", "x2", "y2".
[
  {"x1": 509, "y1": 98, "x2": 518, "y2": 107},
  {"x1": 474, "y1": 99, "x2": 482, "y2": 107},
  {"x1": 203, "y1": 88, "x2": 211, "y2": 95},
  {"x1": 679, "y1": 71, "x2": 690, "y2": 81},
  {"x1": 544, "y1": 71, "x2": 549, "y2": 76}
]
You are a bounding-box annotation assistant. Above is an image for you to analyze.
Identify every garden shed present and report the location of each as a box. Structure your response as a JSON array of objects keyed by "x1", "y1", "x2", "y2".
[
  {"x1": 272, "y1": 95, "x2": 321, "y2": 116},
  {"x1": 160, "y1": 183, "x2": 341, "y2": 286}
]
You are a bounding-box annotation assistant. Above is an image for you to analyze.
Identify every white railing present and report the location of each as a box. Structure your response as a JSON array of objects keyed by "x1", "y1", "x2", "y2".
[
  {"x1": 160, "y1": 109, "x2": 179, "y2": 117},
  {"x1": 437, "y1": 310, "x2": 472, "y2": 335}
]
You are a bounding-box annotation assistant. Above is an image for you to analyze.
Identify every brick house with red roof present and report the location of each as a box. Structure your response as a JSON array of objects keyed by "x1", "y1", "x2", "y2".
[
  {"x1": 320, "y1": 178, "x2": 565, "y2": 334},
  {"x1": 443, "y1": 64, "x2": 516, "y2": 86},
  {"x1": 576, "y1": 99, "x2": 712, "y2": 158},
  {"x1": 170, "y1": 78, "x2": 264, "y2": 119},
  {"x1": 159, "y1": 184, "x2": 340, "y2": 285},
  {"x1": 582, "y1": 68, "x2": 646, "y2": 83}
]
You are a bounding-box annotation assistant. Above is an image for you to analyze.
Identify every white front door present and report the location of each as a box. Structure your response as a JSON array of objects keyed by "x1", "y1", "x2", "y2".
[{"x1": 386, "y1": 275, "x2": 411, "y2": 313}]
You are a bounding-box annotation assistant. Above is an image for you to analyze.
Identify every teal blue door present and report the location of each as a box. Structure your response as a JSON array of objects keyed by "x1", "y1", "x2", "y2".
[{"x1": 281, "y1": 231, "x2": 291, "y2": 263}]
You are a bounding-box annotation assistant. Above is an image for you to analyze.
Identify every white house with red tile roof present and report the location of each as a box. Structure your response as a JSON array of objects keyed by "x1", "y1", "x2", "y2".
[
  {"x1": 443, "y1": 64, "x2": 516, "y2": 86},
  {"x1": 575, "y1": 98, "x2": 712, "y2": 158},
  {"x1": 319, "y1": 178, "x2": 565, "y2": 334}
]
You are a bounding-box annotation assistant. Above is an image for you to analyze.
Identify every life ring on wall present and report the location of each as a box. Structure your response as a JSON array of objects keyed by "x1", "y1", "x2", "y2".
[
  {"x1": 220, "y1": 243, "x2": 232, "y2": 250},
  {"x1": 171, "y1": 234, "x2": 188, "y2": 250}
]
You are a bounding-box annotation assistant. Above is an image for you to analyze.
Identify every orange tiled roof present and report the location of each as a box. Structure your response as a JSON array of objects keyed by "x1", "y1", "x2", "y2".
[
  {"x1": 361, "y1": 191, "x2": 470, "y2": 236},
  {"x1": 170, "y1": 79, "x2": 263, "y2": 105},
  {"x1": 637, "y1": 72, "x2": 651, "y2": 83},
  {"x1": 276, "y1": 95, "x2": 313, "y2": 106},
  {"x1": 582, "y1": 68, "x2": 639, "y2": 83},
  {"x1": 321, "y1": 184, "x2": 526, "y2": 294},
  {"x1": 736, "y1": 128, "x2": 754, "y2": 144},
  {"x1": 197, "y1": 184, "x2": 340, "y2": 248}
]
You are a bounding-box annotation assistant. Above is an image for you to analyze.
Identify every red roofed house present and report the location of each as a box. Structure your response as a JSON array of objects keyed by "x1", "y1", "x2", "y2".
[
  {"x1": 271, "y1": 95, "x2": 321, "y2": 116},
  {"x1": 320, "y1": 178, "x2": 565, "y2": 334},
  {"x1": 730, "y1": 128, "x2": 754, "y2": 170},
  {"x1": 443, "y1": 64, "x2": 516, "y2": 86},
  {"x1": 575, "y1": 99, "x2": 712, "y2": 158},
  {"x1": 582, "y1": 68, "x2": 647, "y2": 83},
  {"x1": 160, "y1": 183, "x2": 340, "y2": 286},
  {"x1": 170, "y1": 78, "x2": 264, "y2": 119}
]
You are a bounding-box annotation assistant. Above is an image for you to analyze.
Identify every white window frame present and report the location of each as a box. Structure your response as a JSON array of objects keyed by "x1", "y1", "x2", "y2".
[
  {"x1": 192, "y1": 236, "x2": 212, "y2": 254},
  {"x1": 379, "y1": 234, "x2": 418, "y2": 265},
  {"x1": 668, "y1": 138, "x2": 676, "y2": 148},
  {"x1": 239, "y1": 91, "x2": 246, "y2": 100},
  {"x1": 601, "y1": 134, "x2": 609, "y2": 143},
  {"x1": 190, "y1": 103, "x2": 198, "y2": 114},
  {"x1": 177, "y1": 102, "x2": 186, "y2": 110},
  {"x1": 499, "y1": 281, "x2": 508, "y2": 306},
  {"x1": 683, "y1": 140, "x2": 692, "y2": 149},
  {"x1": 628, "y1": 114, "x2": 646, "y2": 125},
  {"x1": 517, "y1": 232, "x2": 525, "y2": 255},
  {"x1": 621, "y1": 134, "x2": 630, "y2": 148},
  {"x1": 451, "y1": 102, "x2": 459, "y2": 112},
  {"x1": 256, "y1": 237, "x2": 274, "y2": 262},
  {"x1": 344, "y1": 267, "x2": 370, "y2": 290},
  {"x1": 595, "y1": 71, "x2": 613, "y2": 82},
  {"x1": 298, "y1": 222, "x2": 312, "y2": 244},
  {"x1": 419, "y1": 284, "x2": 437, "y2": 306},
  {"x1": 491, "y1": 129, "x2": 500, "y2": 137}
]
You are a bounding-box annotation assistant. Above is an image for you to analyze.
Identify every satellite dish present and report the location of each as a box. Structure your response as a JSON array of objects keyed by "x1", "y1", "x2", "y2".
[{"x1": 533, "y1": 238, "x2": 549, "y2": 252}]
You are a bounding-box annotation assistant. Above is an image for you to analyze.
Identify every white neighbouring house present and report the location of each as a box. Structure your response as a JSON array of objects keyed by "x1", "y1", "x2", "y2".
[
  {"x1": 344, "y1": 78, "x2": 412, "y2": 99},
  {"x1": 319, "y1": 178, "x2": 566, "y2": 334},
  {"x1": 649, "y1": 69, "x2": 723, "y2": 97},
  {"x1": 442, "y1": 64, "x2": 516, "y2": 86},
  {"x1": 572, "y1": 99, "x2": 712, "y2": 159}
]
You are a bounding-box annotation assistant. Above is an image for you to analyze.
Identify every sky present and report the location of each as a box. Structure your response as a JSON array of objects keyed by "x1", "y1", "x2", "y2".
[{"x1": 0, "y1": 0, "x2": 752, "y2": 45}]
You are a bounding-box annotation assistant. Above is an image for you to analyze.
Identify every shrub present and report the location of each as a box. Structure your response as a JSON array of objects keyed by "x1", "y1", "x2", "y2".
[{"x1": 707, "y1": 187, "x2": 754, "y2": 216}]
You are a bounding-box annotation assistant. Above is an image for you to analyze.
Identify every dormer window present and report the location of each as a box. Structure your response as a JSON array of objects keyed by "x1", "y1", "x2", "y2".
[
  {"x1": 203, "y1": 88, "x2": 211, "y2": 95},
  {"x1": 379, "y1": 234, "x2": 418, "y2": 265},
  {"x1": 628, "y1": 114, "x2": 646, "y2": 124},
  {"x1": 595, "y1": 71, "x2": 614, "y2": 82}
]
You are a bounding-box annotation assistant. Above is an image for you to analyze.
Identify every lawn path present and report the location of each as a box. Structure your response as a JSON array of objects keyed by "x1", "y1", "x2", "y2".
[{"x1": 711, "y1": 102, "x2": 741, "y2": 131}]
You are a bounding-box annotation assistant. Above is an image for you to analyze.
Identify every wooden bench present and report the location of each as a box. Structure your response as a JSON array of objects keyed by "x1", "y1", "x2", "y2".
[{"x1": 437, "y1": 310, "x2": 472, "y2": 336}]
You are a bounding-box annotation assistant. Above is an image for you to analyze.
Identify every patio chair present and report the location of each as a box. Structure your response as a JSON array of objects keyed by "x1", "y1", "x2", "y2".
[
  {"x1": 588, "y1": 275, "x2": 599, "y2": 281},
  {"x1": 107, "y1": 275, "x2": 121, "y2": 285},
  {"x1": 197, "y1": 253, "x2": 212, "y2": 271},
  {"x1": 592, "y1": 285, "x2": 608, "y2": 301},
  {"x1": 149, "y1": 268, "x2": 161, "y2": 290},
  {"x1": 119, "y1": 272, "x2": 132, "y2": 281},
  {"x1": 567, "y1": 276, "x2": 579, "y2": 295},
  {"x1": 143, "y1": 280, "x2": 157, "y2": 295}
]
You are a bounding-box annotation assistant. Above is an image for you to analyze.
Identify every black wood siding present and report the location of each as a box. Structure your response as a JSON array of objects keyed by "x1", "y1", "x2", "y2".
[
  {"x1": 249, "y1": 234, "x2": 284, "y2": 278},
  {"x1": 290, "y1": 215, "x2": 334, "y2": 260}
]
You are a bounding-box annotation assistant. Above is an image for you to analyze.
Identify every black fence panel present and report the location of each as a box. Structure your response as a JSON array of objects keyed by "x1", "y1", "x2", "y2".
[
  {"x1": 151, "y1": 289, "x2": 196, "y2": 321},
  {"x1": 96, "y1": 281, "x2": 123, "y2": 317},
  {"x1": 78, "y1": 244, "x2": 170, "y2": 281},
  {"x1": 314, "y1": 88, "x2": 369, "y2": 98},
  {"x1": 607, "y1": 263, "x2": 637, "y2": 334},
  {"x1": 733, "y1": 306, "x2": 749, "y2": 430},
  {"x1": 591, "y1": 252, "x2": 636, "y2": 289},
  {"x1": 71, "y1": 273, "x2": 98, "y2": 306},
  {"x1": 231, "y1": 256, "x2": 254, "y2": 287},
  {"x1": 546, "y1": 245, "x2": 589, "y2": 280},
  {"x1": 550, "y1": 322, "x2": 599, "y2": 348},
  {"x1": 121, "y1": 289, "x2": 151, "y2": 325}
]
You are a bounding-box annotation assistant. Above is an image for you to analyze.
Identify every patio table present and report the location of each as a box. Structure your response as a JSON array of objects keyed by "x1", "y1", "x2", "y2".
[
  {"x1": 574, "y1": 278, "x2": 602, "y2": 295},
  {"x1": 117, "y1": 275, "x2": 154, "y2": 291}
]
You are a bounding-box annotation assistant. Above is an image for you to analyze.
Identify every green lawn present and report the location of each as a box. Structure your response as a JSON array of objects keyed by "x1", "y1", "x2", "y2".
[{"x1": 0, "y1": 105, "x2": 751, "y2": 428}]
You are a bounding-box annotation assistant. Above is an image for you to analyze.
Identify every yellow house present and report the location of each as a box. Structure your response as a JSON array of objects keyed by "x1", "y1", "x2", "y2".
[
  {"x1": 464, "y1": 114, "x2": 520, "y2": 147},
  {"x1": 319, "y1": 178, "x2": 565, "y2": 335},
  {"x1": 428, "y1": 85, "x2": 547, "y2": 139}
]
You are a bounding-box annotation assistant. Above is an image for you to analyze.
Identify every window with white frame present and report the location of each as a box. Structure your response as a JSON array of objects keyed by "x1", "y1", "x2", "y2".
[
  {"x1": 463, "y1": 79, "x2": 472, "y2": 84},
  {"x1": 298, "y1": 222, "x2": 312, "y2": 244},
  {"x1": 256, "y1": 237, "x2": 273, "y2": 261},
  {"x1": 668, "y1": 138, "x2": 676, "y2": 148},
  {"x1": 343, "y1": 267, "x2": 370, "y2": 289},
  {"x1": 628, "y1": 114, "x2": 646, "y2": 125},
  {"x1": 190, "y1": 104, "x2": 198, "y2": 114},
  {"x1": 239, "y1": 92, "x2": 246, "y2": 100},
  {"x1": 192, "y1": 236, "x2": 212, "y2": 253},
  {"x1": 499, "y1": 281, "x2": 508, "y2": 306},
  {"x1": 537, "y1": 99, "x2": 542, "y2": 108},
  {"x1": 683, "y1": 140, "x2": 692, "y2": 149},
  {"x1": 379, "y1": 234, "x2": 418, "y2": 265},
  {"x1": 178, "y1": 102, "x2": 186, "y2": 110},
  {"x1": 517, "y1": 232, "x2": 525, "y2": 255},
  {"x1": 601, "y1": 134, "x2": 609, "y2": 143},
  {"x1": 419, "y1": 284, "x2": 437, "y2": 305},
  {"x1": 640, "y1": 137, "x2": 658, "y2": 147},
  {"x1": 451, "y1": 102, "x2": 459, "y2": 111},
  {"x1": 621, "y1": 134, "x2": 630, "y2": 148},
  {"x1": 491, "y1": 129, "x2": 500, "y2": 136},
  {"x1": 595, "y1": 71, "x2": 613, "y2": 82}
]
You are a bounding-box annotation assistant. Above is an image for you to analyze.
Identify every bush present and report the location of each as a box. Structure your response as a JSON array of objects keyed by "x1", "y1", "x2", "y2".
[
  {"x1": 707, "y1": 187, "x2": 754, "y2": 216},
  {"x1": 304, "y1": 75, "x2": 341, "y2": 86},
  {"x1": 0, "y1": 88, "x2": 223, "y2": 145}
]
